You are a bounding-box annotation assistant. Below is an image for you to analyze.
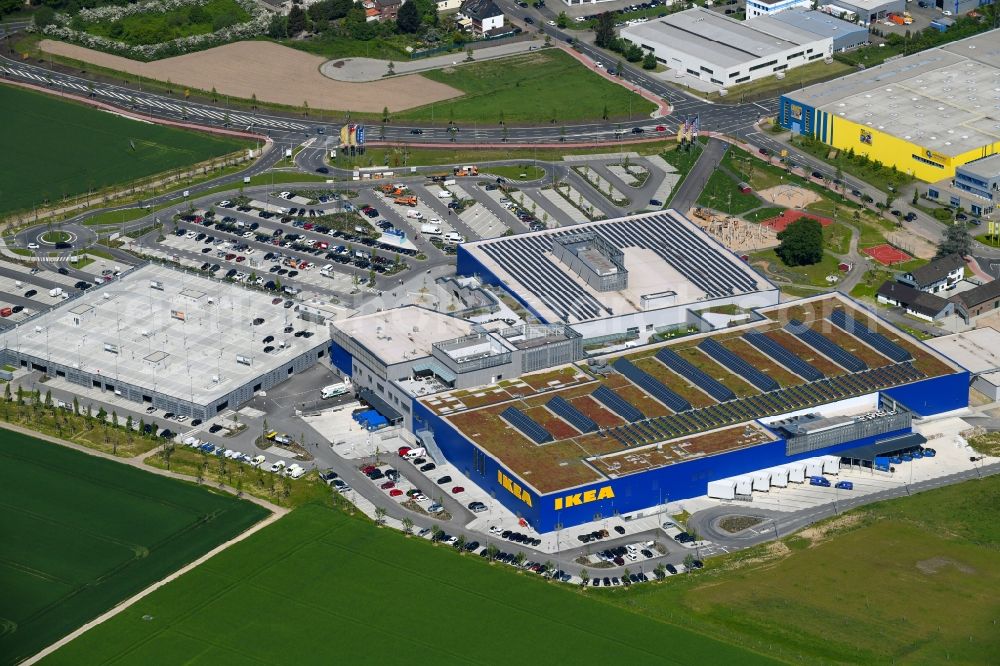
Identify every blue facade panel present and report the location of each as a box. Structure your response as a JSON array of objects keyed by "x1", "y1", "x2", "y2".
[
  {"x1": 413, "y1": 401, "x2": 543, "y2": 526},
  {"x1": 882, "y1": 371, "x2": 970, "y2": 416},
  {"x1": 779, "y1": 95, "x2": 816, "y2": 136},
  {"x1": 329, "y1": 341, "x2": 353, "y2": 376}
]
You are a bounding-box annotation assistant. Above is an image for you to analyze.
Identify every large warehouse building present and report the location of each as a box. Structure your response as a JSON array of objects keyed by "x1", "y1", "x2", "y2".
[
  {"x1": 620, "y1": 7, "x2": 833, "y2": 89},
  {"x1": 1, "y1": 264, "x2": 331, "y2": 420},
  {"x1": 410, "y1": 294, "x2": 968, "y2": 531},
  {"x1": 768, "y1": 8, "x2": 869, "y2": 52},
  {"x1": 779, "y1": 29, "x2": 1000, "y2": 182},
  {"x1": 455, "y1": 210, "x2": 779, "y2": 343},
  {"x1": 332, "y1": 257, "x2": 969, "y2": 531}
]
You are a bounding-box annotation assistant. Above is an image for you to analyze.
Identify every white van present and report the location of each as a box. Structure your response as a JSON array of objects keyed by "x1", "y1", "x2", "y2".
[
  {"x1": 321, "y1": 382, "x2": 350, "y2": 399},
  {"x1": 285, "y1": 463, "x2": 305, "y2": 478},
  {"x1": 406, "y1": 210, "x2": 424, "y2": 219},
  {"x1": 403, "y1": 447, "x2": 426, "y2": 460},
  {"x1": 251, "y1": 455, "x2": 266, "y2": 467},
  {"x1": 437, "y1": 189, "x2": 453, "y2": 198},
  {"x1": 420, "y1": 223, "x2": 442, "y2": 236},
  {"x1": 444, "y1": 231, "x2": 465, "y2": 244}
]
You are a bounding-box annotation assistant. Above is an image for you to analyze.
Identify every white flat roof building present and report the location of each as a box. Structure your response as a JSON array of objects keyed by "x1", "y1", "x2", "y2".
[
  {"x1": 925, "y1": 327, "x2": 1000, "y2": 400},
  {"x1": 0, "y1": 264, "x2": 331, "y2": 419},
  {"x1": 746, "y1": 0, "x2": 811, "y2": 19},
  {"x1": 457, "y1": 210, "x2": 779, "y2": 340},
  {"x1": 621, "y1": 7, "x2": 833, "y2": 89},
  {"x1": 332, "y1": 306, "x2": 475, "y2": 366}
]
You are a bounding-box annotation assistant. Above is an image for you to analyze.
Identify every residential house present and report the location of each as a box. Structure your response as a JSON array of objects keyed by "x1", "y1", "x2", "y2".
[
  {"x1": 376, "y1": 0, "x2": 402, "y2": 21},
  {"x1": 436, "y1": 0, "x2": 462, "y2": 11},
  {"x1": 950, "y1": 279, "x2": 1000, "y2": 323},
  {"x1": 460, "y1": 0, "x2": 504, "y2": 36},
  {"x1": 897, "y1": 254, "x2": 964, "y2": 294},
  {"x1": 876, "y1": 282, "x2": 952, "y2": 322}
]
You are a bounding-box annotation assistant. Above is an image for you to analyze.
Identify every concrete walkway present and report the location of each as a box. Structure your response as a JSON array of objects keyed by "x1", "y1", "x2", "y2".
[{"x1": 320, "y1": 39, "x2": 545, "y2": 82}]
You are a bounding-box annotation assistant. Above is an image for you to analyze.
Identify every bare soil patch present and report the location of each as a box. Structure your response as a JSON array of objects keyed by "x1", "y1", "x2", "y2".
[
  {"x1": 757, "y1": 184, "x2": 821, "y2": 209},
  {"x1": 916, "y1": 556, "x2": 975, "y2": 575},
  {"x1": 689, "y1": 207, "x2": 779, "y2": 252},
  {"x1": 40, "y1": 39, "x2": 460, "y2": 113}
]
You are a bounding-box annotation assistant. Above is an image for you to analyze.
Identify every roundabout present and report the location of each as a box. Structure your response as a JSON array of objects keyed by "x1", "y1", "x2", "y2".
[{"x1": 39, "y1": 230, "x2": 75, "y2": 245}]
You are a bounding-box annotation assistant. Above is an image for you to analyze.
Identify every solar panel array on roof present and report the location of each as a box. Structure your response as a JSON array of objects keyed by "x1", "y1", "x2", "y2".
[
  {"x1": 546, "y1": 396, "x2": 598, "y2": 433},
  {"x1": 829, "y1": 310, "x2": 912, "y2": 362},
  {"x1": 592, "y1": 385, "x2": 645, "y2": 422},
  {"x1": 474, "y1": 213, "x2": 762, "y2": 323},
  {"x1": 786, "y1": 319, "x2": 867, "y2": 373},
  {"x1": 612, "y1": 358, "x2": 693, "y2": 412},
  {"x1": 597, "y1": 361, "x2": 926, "y2": 447},
  {"x1": 654, "y1": 348, "x2": 736, "y2": 402},
  {"x1": 698, "y1": 338, "x2": 779, "y2": 392},
  {"x1": 743, "y1": 330, "x2": 825, "y2": 382},
  {"x1": 499, "y1": 406, "x2": 553, "y2": 444}
]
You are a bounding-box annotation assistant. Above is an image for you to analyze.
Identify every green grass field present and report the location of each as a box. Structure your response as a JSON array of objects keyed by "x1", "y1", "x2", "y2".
[
  {"x1": 696, "y1": 169, "x2": 761, "y2": 216},
  {"x1": 46, "y1": 503, "x2": 772, "y2": 665},
  {"x1": 402, "y1": 50, "x2": 656, "y2": 124},
  {"x1": 0, "y1": 85, "x2": 250, "y2": 215},
  {"x1": 0, "y1": 432, "x2": 268, "y2": 665},
  {"x1": 601, "y1": 475, "x2": 1000, "y2": 664}
]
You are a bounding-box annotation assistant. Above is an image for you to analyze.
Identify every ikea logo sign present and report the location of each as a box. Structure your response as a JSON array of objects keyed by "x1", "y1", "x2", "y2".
[
  {"x1": 497, "y1": 471, "x2": 532, "y2": 507},
  {"x1": 554, "y1": 486, "x2": 614, "y2": 511}
]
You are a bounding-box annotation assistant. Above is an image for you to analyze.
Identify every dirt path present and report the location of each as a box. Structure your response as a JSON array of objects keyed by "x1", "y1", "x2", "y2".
[
  {"x1": 0, "y1": 422, "x2": 288, "y2": 664},
  {"x1": 40, "y1": 39, "x2": 461, "y2": 112}
]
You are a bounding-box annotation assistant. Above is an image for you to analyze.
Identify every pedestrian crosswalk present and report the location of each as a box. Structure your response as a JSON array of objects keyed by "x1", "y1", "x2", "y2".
[{"x1": 1, "y1": 64, "x2": 307, "y2": 131}]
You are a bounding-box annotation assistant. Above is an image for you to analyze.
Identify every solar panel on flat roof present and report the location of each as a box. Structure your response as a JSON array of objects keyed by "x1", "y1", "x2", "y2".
[
  {"x1": 613, "y1": 358, "x2": 693, "y2": 412},
  {"x1": 472, "y1": 213, "x2": 764, "y2": 323},
  {"x1": 592, "y1": 385, "x2": 645, "y2": 422},
  {"x1": 546, "y1": 396, "x2": 597, "y2": 434},
  {"x1": 786, "y1": 319, "x2": 867, "y2": 373},
  {"x1": 698, "y1": 338, "x2": 779, "y2": 392},
  {"x1": 829, "y1": 310, "x2": 912, "y2": 362},
  {"x1": 499, "y1": 406, "x2": 553, "y2": 444},
  {"x1": 654, "y1": 348, "x2": 735, "y2": 403},
  {"x1": 743, "y1": 330, "x2": 824, "y2": 381}
]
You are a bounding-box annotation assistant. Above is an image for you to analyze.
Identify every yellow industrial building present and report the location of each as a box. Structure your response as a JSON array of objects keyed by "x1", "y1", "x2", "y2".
[{"x1": 780, "y1": 29, "x2": 1000, "y2": 182}]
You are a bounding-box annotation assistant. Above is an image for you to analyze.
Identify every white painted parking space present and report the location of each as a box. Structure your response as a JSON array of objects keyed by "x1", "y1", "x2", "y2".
[
  {"x1": 536, "y1": 187, "x2": 588, "y2": 223},
  {"x1": 460, "y1": 203, "x2": 508, "y2": 239}
]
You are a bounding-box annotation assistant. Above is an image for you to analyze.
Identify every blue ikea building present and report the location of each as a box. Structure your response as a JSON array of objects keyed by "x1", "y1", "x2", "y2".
[
  {"x1": 411, "y1": 370, "x2": 967, "y2": 533},
  {"x1": 331, "y1": 284, "x2": 969, "y2": 533}
]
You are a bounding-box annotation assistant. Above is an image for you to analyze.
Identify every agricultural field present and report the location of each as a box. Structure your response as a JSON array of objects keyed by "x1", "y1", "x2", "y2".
[
  {"x1": 0, "y1": 431, "x2": 268, "y2": 665},
  {"x1": 45, "y1": 503, "x2": 770, "y2": 665},
  {"x1": 407, "y1": 50, "x2": 656, "y2": 124},
  {"x1": 0, "y1": 85, "x2": 249, "y2": 215},
  {"x1": 600, "y1": 474, "x2": 1000, "y2": 664}
]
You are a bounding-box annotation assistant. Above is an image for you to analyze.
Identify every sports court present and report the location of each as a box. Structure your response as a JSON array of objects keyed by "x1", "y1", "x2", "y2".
[
  {"x1": 862, "y1": 243, "x2": 912, "y2": 266},
  {"x1": 760, "y1": 209, "x2": 833, "y2": 233}
]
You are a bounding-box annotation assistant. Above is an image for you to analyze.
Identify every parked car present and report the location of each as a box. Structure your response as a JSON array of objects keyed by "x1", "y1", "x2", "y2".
[
  {"x1": 420, "y1": 462, "x2": 436, "y2": 472},
  {"x1": 436, "y1": 475, "x2": 452, "y2": 485}
]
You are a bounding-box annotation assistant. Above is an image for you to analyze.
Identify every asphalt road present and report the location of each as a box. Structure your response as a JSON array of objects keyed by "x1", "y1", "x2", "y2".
[{"x1": 667, "y1": 137, "x2": 726, "y2": 212}]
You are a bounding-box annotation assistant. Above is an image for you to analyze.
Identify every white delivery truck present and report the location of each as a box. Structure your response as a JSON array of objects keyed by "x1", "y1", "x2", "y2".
[
  {"x1": 321, "y1": 381, "x2": 351, "y2": 399},
  {"x1": 48, "y1": 287, "x2": 63, "y2": 298},
  {"x1": 420, "y1": 223, "x2": 442, "y2": 237}
]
